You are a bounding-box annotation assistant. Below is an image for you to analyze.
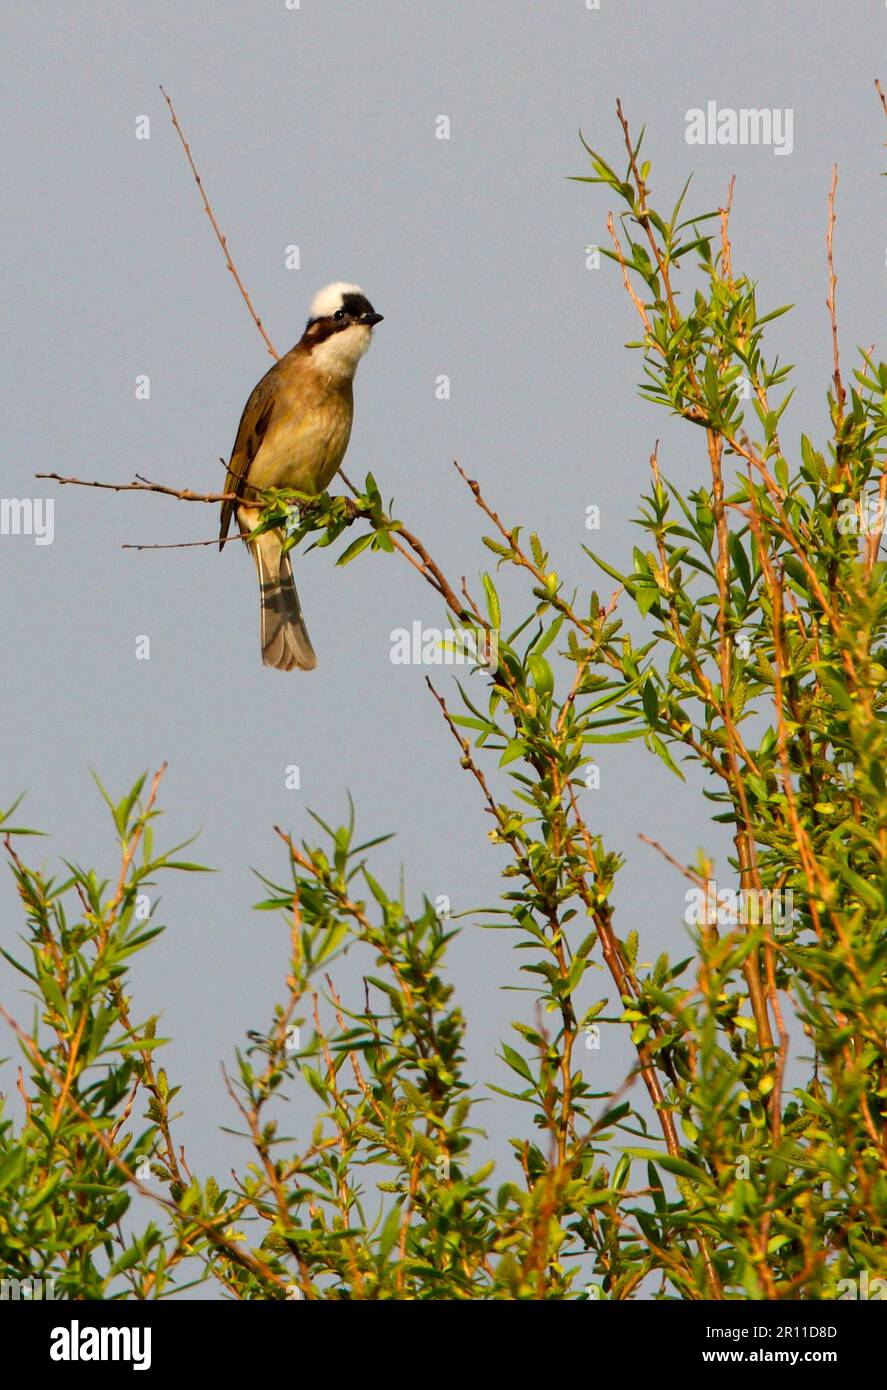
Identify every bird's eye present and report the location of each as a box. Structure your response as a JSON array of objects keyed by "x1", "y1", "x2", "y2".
[{"x1": 334, "y1": 309, "x2": 346, "y2": 321}]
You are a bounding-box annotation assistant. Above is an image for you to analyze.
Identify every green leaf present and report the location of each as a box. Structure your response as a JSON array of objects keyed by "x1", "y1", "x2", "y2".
[
  {"x1": 481, "y1": 573, "x2": 501, "y2": 631},
  {"x1": 649, "y1": 734, "x2": 685, "y2": 780},
  {"x1": 624, "y1": 1148, "x2": 707, "y2": 1182},
  {"x1": 635, "y1": 585, "x2": 659, "y2": 617},
  {"x1": 533, "y1": 614, "x2": 564, "y2": 658},
  {"x1": 336, "y1": 532, "x2": 375, "y2": 566},
  {"x1": 499, "y1": 739, "x2": 525, "y2": 769},
  {"x1": 728, "y1": 533, "x2": 751, "y2": 594},
  {"x1": 377, "y1": 1204, "x2": 403, "y2": 1263},
  {"x1": 642, "y1": 678, "x2": 658, "y2": 724},
  {"x1": 527, "y1": 654, "x2": 554, "y2": 698},
  {"x1": 0, "y1": 1149, "x2": 26, "y2": 1191},
  {"x1": 500, "y1": 1044, "x2": 535, "y2": 1085}
]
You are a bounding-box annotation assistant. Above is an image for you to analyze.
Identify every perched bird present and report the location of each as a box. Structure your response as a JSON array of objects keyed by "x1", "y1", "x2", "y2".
[{"x1": 220, "y1": 282, "x2": 383, "y2": 670}]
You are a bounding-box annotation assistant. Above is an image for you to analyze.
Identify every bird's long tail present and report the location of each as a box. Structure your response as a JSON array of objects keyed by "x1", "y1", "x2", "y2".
[{"x1": 247, "y1": 521, "x2": 317, "y2": 672}]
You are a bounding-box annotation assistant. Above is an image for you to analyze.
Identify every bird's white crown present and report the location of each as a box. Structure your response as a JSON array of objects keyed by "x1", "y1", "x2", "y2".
[{"x1": 309, "y1": 282, "x2": 364, "y2": 320}]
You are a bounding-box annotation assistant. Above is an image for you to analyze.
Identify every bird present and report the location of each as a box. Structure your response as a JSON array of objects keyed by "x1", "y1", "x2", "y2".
[{"x1": 220, "y1": 282, "x2": 383, "y2": 671}]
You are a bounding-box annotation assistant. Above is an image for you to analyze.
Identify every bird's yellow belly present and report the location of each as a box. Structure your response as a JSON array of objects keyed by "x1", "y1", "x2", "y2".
[{"x1": 247, "y1": 402, "x2": 353, "y2": 497}]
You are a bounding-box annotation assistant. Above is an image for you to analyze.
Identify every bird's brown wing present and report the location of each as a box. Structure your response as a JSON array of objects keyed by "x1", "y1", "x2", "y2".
[{"x1": 219, "y1": 369, "x2": 278, "y2": 546}]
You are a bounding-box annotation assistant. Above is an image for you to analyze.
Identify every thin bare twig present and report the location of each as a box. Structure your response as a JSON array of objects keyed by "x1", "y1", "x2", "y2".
[
  {"x1": 638, "y1": 834, "x2": 707, "y2": 891},
  {"x1": 826, "y1": 166, "x2": 845, "y2": 423},
  {"x1": 719, "y1": 176, "x2": 736, "y2": 287},
  {"x1": 36, "y1": 471, "x2": 239, "y2": 504},
  {"x1": 159, "y1": 86, "x2": 279, "y2": 361},
  {"x1": 123, "y1": 535, "x2": 246, "y2": 551}
]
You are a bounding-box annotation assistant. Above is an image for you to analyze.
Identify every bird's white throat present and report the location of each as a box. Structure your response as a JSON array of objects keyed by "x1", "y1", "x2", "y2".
[{"x1": 311, "y1": 323, "x2": 372, "y2": 379}]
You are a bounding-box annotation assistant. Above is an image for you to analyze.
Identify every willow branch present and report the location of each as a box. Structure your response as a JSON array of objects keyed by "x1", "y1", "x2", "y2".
[
  {"x1": 36, "y1": 471, "x2": 240, "y2": 504},
  {"x1": 159, "y1": 86, "x2": 279, "y2": 361},
  {"x1": 826, "y1": 165, "x2": 845, "y2": 425}
]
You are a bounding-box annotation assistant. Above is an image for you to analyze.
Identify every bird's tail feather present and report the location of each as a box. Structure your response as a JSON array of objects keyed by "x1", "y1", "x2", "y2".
[{"x1": 250, "y1": 526, "x2": 317, "y2": 672}]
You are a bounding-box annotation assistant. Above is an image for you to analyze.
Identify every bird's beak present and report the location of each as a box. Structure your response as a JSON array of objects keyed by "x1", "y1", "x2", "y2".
[{"x1": 361, "y1": 311, "x2": 384, "y2": 326}]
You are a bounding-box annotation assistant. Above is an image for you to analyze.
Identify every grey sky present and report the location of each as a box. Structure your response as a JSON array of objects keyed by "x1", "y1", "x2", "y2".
[{"x1": 1, "y1": 0, "x2": 884, "y2": 1247}]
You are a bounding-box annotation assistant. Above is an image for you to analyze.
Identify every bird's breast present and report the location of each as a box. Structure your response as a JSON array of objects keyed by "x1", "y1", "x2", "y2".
[{"x1": 248, "y1": 390, "x2": 354, "y2": 496}]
